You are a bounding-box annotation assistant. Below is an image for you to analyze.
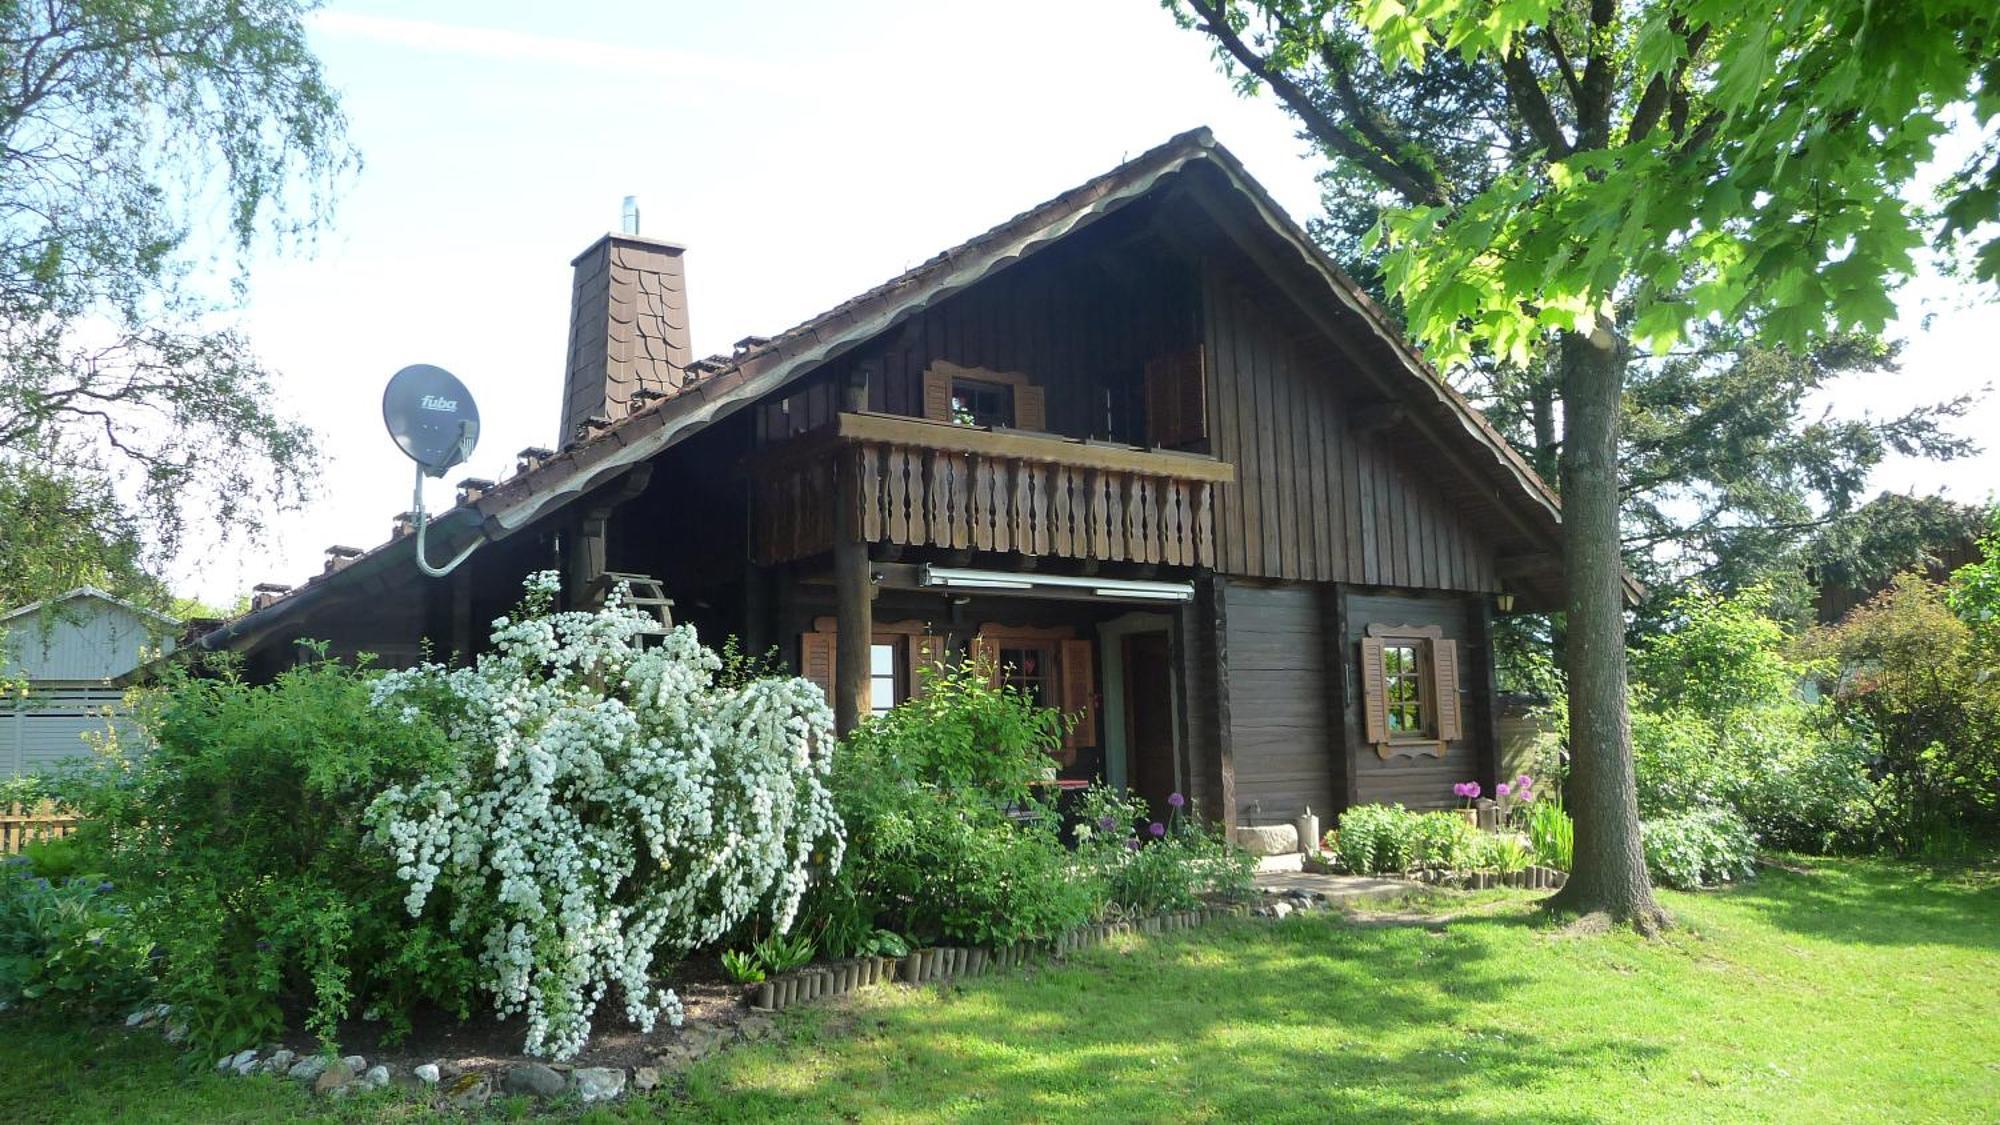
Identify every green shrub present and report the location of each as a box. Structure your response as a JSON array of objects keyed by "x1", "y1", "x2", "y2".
[
  {"x1": 1333, "y1": 805, "x2": 1478, "y2": 875},
  {"x1": 1806, "y1": 571, "x2": 2000, "y2": 851},
  {"x1": 1641, "y1": 808, "x2": 1759, "y2": 890},
  {"x1": 806, "y1": 662, "x2": 1102, "y2": 952},
  {"x1": 0, "y1": 865, "x2": 149, "y2": 1017},
  {"x1": 1333, "y1": 804, "x2": 1414, "y2": 874},
  {"x1": 1074, "y1": 787, "x2": 1254, "y2": 915},
  {"x1": 68, "y1": 653, "x2": 477, "y2": 1056},
  {"x1": 1618, "y1": 586, "x2": 1883, "y2": 853}
]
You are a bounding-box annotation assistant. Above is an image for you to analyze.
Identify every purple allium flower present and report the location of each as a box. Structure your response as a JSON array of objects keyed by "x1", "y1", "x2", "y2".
[
  {"x1": 1464, "y1": 782, "x2": 1481, "y2": 800},
  {"x1": 1148, "y1": 821, "x2": 1167, "y2": 838},
  {"x1": 1097, "y1": 814, "x2": 1117, "y2": 832},
  {"x1": 1125, "y1": 837, "x2": 1143, "y2": 851},
  {"x1": 1168, "y1": 792, "x2": 1186, "y2": 809},
  {"x1": 1452, "y1": 782, "x2": 1469, "y2": 798},
  {"x1": 1496, "y1": 782, "x2": 1512, "y2": 798},
  {"x1": 1518, "y1": 787, "x2": 1537, "y2": 802},
  {"x1": 1517, "y1": 774, "x2": 1534, "y2": 790}
]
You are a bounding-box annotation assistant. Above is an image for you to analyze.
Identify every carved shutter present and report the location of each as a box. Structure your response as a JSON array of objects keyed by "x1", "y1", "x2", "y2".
[
  {"x1": 1144, "y1": 346, "x2": 1208, "y2": 448},
  {"x1": 1014, "y1": 384, "x2": 1047, "y2": 432},
  {"x1": 969, "y1": 633, "x2": 1002, "y2": 688},
  {"x1": 1059, "y1": 638, "x2": 1096, "y2": 750},
  {"x1": 906, "y1": 634, "x2": 942, "y2": 699},
  {"x1": 1432, "y1": 639, "x2": 1463, "y2": 742},
  {"x1": 922, "y1": 368, "x2": 952, "y2": 422},
  {"x1": 1360, "y1": 636, "x2": 1388, "y2": 744},
  {"x1": 801, "y1": 632, "x2": 837, "y2": 705}
]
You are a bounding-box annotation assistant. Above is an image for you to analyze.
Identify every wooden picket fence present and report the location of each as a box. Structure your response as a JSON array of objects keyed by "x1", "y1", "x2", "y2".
[{"x1": 0, "y1": 801, "x2": 77, "y2": 854}]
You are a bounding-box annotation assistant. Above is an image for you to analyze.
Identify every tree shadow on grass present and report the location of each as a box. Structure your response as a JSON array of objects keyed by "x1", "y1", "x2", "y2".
[
  {"x1": 658, "y1": 911, "x2": 1665, "y2": 1124},
  {"x1": 1716, "y1": 857, "x2": 2000, "y2": 951}
]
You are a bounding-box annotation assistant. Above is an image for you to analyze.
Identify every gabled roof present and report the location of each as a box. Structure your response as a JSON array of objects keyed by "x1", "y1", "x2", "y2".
[
  {"x1": 1, "y1": 586, "x2": 178, "y2": 628},
  {"x1": 203, "y1": 127, "x2": 1602, "y2": 652}
]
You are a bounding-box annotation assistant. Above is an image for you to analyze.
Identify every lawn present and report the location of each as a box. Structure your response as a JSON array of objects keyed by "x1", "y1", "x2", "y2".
[{"x1": 3, "y1": 857, "x2": 1996, "y2": 1123}]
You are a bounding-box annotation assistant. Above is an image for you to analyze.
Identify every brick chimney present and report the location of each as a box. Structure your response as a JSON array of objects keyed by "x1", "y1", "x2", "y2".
[{"x1": 558, "y1": 230, "x2": 693, "y2": 446}]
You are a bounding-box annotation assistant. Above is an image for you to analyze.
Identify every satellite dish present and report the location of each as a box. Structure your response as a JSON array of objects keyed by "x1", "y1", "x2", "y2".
[{"x1": 383, "y1": 364, "x2": 480, "y2": 477}]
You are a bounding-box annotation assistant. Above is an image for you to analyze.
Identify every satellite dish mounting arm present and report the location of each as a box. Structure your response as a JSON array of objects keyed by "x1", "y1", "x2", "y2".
[{"x1": 411, "y1": 420, "x2": 485, "y2": 579}]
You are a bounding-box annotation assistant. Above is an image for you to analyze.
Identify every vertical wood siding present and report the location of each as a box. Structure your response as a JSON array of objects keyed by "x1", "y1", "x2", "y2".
[
  {"x1": 1202, "y1": 267, "x2": 1503, "y2": 594},
  {"x1": 756, "y1": 240, "x2": 1199, "y2": 451}
]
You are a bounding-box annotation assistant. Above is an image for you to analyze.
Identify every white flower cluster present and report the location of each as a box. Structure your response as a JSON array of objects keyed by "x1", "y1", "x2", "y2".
[{"x1": 367, "y1": 572, "x2": 844, "y2": 1059}]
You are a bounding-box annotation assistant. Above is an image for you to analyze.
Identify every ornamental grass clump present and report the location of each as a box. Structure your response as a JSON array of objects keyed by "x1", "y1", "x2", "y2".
[{"x1": 367, "y1": 573, "x2": 843, "y2": 1059}]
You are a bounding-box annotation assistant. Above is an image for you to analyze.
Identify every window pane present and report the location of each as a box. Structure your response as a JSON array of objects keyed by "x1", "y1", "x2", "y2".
[{"x1": 870, "y1": 643, "x2": 896, "y2": 676}]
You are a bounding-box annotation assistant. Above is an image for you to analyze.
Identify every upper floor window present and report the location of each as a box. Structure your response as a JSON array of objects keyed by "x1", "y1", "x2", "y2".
[{"x1": 951, "y1": 378, "x2": 1014, "y2": 429}]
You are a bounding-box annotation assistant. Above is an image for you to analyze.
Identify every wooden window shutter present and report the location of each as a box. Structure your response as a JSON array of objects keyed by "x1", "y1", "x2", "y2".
[
  {"x1": 969, "y1": 634, "x2": 1002, "y2": 688},
  {"x1": 1014, "y1": 384, "x2": 1047, "y2": 431},
  {"x1": 1432, "y1": 639, "x2": 1463, "y2": 742},
  {"x1": 1144, "y1": 346, "x2": 1208, "y2": 448},
  {"x1": 801, "y1": 631, "x2": 837, "y2": 705},
  {"x1": 1059, "y1": 638, "x2": 1096, "y2": 750},
  {"x1": 922, "y1": 368, "x2": 952, "y2": 422},
  {"x1": 905, "y1": 634, "x2": 942, "y2": 699},
  {"x1": 1360, "y1": 636, "x2": 1388, "y2": 744}
]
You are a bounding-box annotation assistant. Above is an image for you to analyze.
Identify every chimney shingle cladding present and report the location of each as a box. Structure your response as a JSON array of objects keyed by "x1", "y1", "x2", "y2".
[{"x1": 559, "y1": 233, "x2": 691, "y2": 446}]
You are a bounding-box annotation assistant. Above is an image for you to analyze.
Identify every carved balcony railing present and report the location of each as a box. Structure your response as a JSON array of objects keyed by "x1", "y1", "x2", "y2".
[{"x1": 752, "y1": 412, "x2": 1235, "y2": 568}]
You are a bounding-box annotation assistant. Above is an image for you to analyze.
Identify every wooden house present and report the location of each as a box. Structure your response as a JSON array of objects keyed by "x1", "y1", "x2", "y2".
[{"x1": 198, "y1": 129, "x2": 1583, "y2": 832}]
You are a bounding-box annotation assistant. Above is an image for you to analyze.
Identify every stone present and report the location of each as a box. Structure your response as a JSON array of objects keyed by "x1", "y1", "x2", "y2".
[
  {"x1": 444, "y1": 1071, "x2": 491, "y2": 1110},
  {"x1": 632, "y1": 1065, "x2": 661, "y2": 1093},
  {"x1": 1269, "y1": 901, "x2": 1293, "y2": 919},
  {"x1": 262, "y1": 1049, "x2": 297, "y2": 1075},
  {"x1": 503, "y1": 1062, "x2": 567, "y2": 1099},
  {"x1": 738, "y1": 1013, "x2": 775, "y2": 1041},
  {"x1": 313, "y1": 1060, "x2": 355, "y2": 1096},
  {"x1": 162, "y1": 1021, "x2": 188, "y2": 1045},
  {"x1": 341, "y1": 1055, "x2": 366, "y2": 1073},
  {"x1": 125, "y1": 1004, "x2": 162, "y2": 1029},
  {"x1": 287, "y1": 1055, "x2": 331, "y2": 1083},
  {"x1": 574, "y1": 1067, "x2": 626, "y2": 1103},
  {"x1": 413, "y1": 1063, "x2": 441, "y2": 1085},
  {"x1": 1233, "y1": 823, "x2": 1301, "y2": 856},
  {"x1": 361, "y1": 1065, "x2": 390, "y2": 1090},
  {"x1": 233, "y1": 1052, "x2": 264, "y2": 1077}
]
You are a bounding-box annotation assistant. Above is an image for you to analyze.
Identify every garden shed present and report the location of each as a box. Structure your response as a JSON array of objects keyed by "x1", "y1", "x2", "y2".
[{"x1": 0, "y1": 587, "x2": 175, "y2": 777}]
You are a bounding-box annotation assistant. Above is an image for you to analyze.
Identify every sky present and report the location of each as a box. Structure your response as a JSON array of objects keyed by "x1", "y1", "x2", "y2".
[{"x1": 174, "y1": 0, "x2": 1999, "y2": 606}]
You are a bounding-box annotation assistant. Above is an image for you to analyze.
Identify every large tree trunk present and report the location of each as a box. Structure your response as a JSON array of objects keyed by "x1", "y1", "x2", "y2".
[{"x1": 1544, "y1": 326, "x2": 1667, "y2": 932}]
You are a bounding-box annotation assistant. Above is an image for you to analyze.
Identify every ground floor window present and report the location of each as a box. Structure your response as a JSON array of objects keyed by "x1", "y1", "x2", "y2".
[
  {"x1": 998, "y1": 644, "x2": 1056, "y2": 707},
  {"x1": 869, "y1": 642, "x2": 899, "y2": 715}
]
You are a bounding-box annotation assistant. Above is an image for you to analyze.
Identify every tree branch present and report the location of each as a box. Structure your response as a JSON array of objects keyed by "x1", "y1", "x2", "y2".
[{"x1": 1184, "y1": 0, "x2": 1449, "y2": 206}]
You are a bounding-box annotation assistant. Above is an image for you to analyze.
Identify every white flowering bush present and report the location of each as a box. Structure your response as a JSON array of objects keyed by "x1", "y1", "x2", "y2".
[{"x1": 367, "y1": 573, "x2": 843, "y2": 1058}]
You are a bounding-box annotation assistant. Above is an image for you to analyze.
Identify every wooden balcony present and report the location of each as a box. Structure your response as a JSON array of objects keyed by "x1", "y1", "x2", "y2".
[{"x1": 753, "y1": 412, "x2": 1235, "y2": 568}]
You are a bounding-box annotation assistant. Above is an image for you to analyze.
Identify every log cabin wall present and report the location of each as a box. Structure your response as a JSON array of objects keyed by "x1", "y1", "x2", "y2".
[
  {"x1": 1200, "y1": 264, "x2": 1503, "y2": 594},
  {"x1": 1220, "y1": 580, "x2": 1337, "y2": 829}
]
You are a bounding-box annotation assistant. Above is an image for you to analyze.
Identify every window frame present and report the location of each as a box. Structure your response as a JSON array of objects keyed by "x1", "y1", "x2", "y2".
[
  {"x1": 1362, "y1": 622, "x2": 1452, "y2": 759},
  {"x1": 949, "y1": 377, "x2": 1015, "y2": 429}
]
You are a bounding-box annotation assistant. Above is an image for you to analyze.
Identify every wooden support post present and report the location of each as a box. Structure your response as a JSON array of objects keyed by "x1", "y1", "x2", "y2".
[
  {"x1": 833, "y1": 365, "x2": 874, "y2": 735},
  {"x1": 1470, "y1": 596, "x2": 1503, "y2": 793}
]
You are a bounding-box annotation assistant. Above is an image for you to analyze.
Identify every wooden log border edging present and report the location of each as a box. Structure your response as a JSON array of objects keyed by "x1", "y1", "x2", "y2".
[{"x1": 750, "y1": 906, "x2": 1244, "y2": 1013}]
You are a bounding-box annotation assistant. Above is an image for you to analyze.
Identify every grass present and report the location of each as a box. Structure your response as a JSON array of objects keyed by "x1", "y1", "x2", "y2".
[{"x1": 3, "y1": 857, "x2": 1997, "y2": 1123}]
